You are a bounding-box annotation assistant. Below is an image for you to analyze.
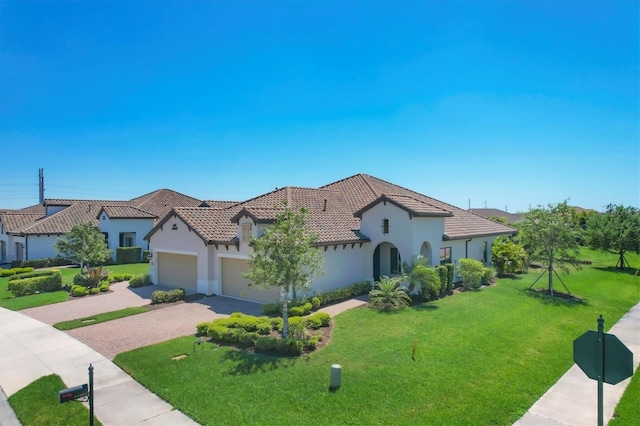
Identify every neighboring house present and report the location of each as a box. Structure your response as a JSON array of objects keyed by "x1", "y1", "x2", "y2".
[
  {"x1": 146, "y1": 174, "x2": 516, "y2": 303},
  {"x1": 0, "y1": 189, "x2": 201, "y2": 264},
  {"x1": 469, "y1": 208, "x2": 523, "y2": 224}
]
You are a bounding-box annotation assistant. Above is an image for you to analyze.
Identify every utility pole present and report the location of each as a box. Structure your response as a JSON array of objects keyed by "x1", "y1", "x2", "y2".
[{"x1": 38, "y1": 168, "x2": 45, "y2": 204}]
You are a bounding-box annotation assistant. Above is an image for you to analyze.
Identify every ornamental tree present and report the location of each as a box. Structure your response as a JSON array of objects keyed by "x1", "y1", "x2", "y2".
[
  {"x1": 517, "y1": 201, "x2": 582, "y2": 297},
  {"x1": 586, "y1": 204, "x2": 640, "y2": 269},
  {"x1": 55, "y1": 222, "x2": 112, "y2": 271},
  {"x1": 244, "y1": 206, "x2": 324, "y2": 338},
  {"x1": 491, "y1": 236, "x2": 527, "y2": 274}
]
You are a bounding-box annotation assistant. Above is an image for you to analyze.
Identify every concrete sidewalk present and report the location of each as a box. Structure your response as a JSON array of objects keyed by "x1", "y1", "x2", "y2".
[
  {"x1": 0, "y1": 307, "x2": 198, "y2": 425},
  {"x1": 515, "y1": 302, "x2": 640, "y2": 425}
]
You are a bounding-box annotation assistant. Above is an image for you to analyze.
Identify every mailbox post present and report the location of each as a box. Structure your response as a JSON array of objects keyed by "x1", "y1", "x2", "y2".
[{"x1": 58, "y1": 364, "x2": 94, "y2": 426}]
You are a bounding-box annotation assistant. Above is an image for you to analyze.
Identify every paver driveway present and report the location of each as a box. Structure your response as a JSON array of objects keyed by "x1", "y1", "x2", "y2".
[{"x1": 20, "y1": 281, "x2": 263, "y2": 359}]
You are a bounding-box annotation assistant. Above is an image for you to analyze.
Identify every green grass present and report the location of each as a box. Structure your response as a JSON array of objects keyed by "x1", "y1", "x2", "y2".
[
  {"x1": 0, "y1": 263, "x2": 150, "y2": 310},
  {"x1": 610, "y1": 368, "x2": 640, "y2": 425},
  {"x1": 114, "y1": 249, "x2": 640, "y2": 425},
  {"x1": 53, "y1": 306, "x2": 150, "y2": 330},
  {"x1": 8, "y1": 374, "x2": 101, "y2": 426}
]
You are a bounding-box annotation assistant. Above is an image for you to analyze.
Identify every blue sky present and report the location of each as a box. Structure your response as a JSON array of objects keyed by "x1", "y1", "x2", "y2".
[{"x1": 1, "y1": 1, "x2": 638, "y2": 212}]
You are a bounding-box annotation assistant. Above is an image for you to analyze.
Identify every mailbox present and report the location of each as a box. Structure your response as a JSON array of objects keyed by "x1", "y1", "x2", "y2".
[{"x1": 58, "y1": 384, "x2": 88, "y2": 403}]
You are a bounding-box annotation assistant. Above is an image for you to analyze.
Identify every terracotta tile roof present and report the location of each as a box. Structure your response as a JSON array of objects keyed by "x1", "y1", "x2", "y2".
[
  {"x1": 162, "y1": 207, "x2": 242, "y2": 244},
  {"x1": 129, "y1": 189, "x2": 202, "y2": 220},
  {"x1": 200, "y1": 200, "x2": 240, "y2": 208},
  {"x1": 322, "y1": 174, "x2": 516, "y2": 240},
  {"x1": 7, "y1": 190, "x2": 201, "y2": 236},
  {"x1": 354, "y1": 194, "x2": 452, "y2": 218},
  {"x1": 468, "y1": 208, "x2": 523, "y2": 224},
  {"x1": 0, "y1": 213, "x2": 45, "y2": 233},
  {"x1": 98, "y1": 205, "x2": 157, "y2": 219}
]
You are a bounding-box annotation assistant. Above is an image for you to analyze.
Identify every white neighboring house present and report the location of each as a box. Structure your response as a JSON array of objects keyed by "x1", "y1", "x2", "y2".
[
  {"x1": 145, "y1": 174, "x2": 516, "y2": 303},
  {"x1": 0, "y1": 189, "x2": 201, "y2": 265}
]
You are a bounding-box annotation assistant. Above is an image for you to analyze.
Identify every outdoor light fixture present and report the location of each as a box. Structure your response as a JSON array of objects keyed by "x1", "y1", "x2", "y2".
[{"x1": 172, "y1": 224, "x2": 178, "y2": 230}]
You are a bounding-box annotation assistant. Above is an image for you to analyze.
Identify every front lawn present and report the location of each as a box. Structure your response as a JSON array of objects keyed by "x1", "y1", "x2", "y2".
[
  {"x1": 114, "y1": 250, "x2": 639, "y2": 425},
  {"x1": 0, "y1": 263, "x2": 150, "y2": 310},
  {"x1": 8, "y1": 374, "x2": 101, "y2": 426}
]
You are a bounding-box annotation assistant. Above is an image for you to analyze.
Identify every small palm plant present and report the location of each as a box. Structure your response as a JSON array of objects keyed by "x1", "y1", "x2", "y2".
[{"x1": 368, "y1": 275, "x2": 412, "y2": 311}]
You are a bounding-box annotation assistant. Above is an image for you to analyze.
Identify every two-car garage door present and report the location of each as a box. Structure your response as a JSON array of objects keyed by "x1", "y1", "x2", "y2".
[
  {"x1": 221, "y1": 258, "x2": 279, "y2": 303},
  {"x1": 157, "y1": 252, "x2": 197, "y2": 292}
]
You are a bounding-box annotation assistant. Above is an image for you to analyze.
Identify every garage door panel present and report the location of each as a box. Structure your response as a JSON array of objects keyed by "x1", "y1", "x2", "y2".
[
  {"x1": 222, "y1": 258, "x2": 279, "y2": 303},
  {"x1": 158, "y1": 253, "x2": 197, "y2": 292}
]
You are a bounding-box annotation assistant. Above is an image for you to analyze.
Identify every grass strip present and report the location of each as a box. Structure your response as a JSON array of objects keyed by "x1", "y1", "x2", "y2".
[
  {"x1": 8, "y1": 374, "x2": 102, "y2": 426},
  {"x1": 54, "y1": 306, "x2": 150, "y2": 330},
  {"x1": 610, "y1": 369, "x2": 640, "y2": 425}
]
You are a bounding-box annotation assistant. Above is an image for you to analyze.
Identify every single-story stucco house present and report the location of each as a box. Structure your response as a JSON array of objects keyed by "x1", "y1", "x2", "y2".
[
  {"x1": 145, "y1": 174, "x2": 516, "y2": 303},
  {"x1": 0, "y1": 189, "x2": 201, "y2": 264}
]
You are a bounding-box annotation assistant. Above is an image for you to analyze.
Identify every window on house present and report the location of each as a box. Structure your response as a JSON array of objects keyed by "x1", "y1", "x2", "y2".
[
  {"x1": 382, "y1": 218, "x2": 389, "y2": 234},
  {"x1": 119, "y1": 232, "x2": 135, "y2": 247},
  {"x1": 439, "y1": 247, "x2": 452, "y2": 265},
  {"x1": 390, "y1": 247, "x2": 400, "y2": 274},
  {"x1": 0, "y1": 241, "x2": 5, "y2": 260},
  {"x1": 241, "y1": 223, "x2": 252, "y2": 242},
  {"x1": 103, "y1": 233, "x2": 109, "y2": 246}
]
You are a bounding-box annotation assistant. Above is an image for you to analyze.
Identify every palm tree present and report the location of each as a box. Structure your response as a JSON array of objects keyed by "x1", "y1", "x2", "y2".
[{"x1": 368, "y1": 275, "x2": 412, "y2": 311}]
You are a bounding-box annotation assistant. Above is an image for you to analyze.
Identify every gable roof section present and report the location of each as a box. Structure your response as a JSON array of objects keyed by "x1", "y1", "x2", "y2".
[
  {"x1": 0, "y1": 213, "x2": 45, "y2": 233},
  {"x1": 9, "y1": 189, "x2": 201, "y2": 236},
  {"x1": 354, "y1": 194, "x2": 452, "y2": 218},
  {"x1": 129, "y1": 189, "x2": 202, "y2": 220},
  {"x1": 322, "y1": 174, "x2": 516, "y2": 239},
  {"x1": 97, "y1": 205, "x2": 157, "y2": 220}
]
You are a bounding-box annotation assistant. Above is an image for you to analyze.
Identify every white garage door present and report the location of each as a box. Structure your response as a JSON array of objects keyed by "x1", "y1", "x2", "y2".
[
  {"x1": 221, "y1": 258, "x2": 279, "y2": 303},
  {"x1": 157, "y1": 252, "x2": 197, "y2": 292}
]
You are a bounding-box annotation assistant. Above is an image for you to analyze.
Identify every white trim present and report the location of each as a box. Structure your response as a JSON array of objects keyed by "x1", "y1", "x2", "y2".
[
  {"x1": 153, "y1": 249, "x2": 198, "y2": 256},
  {"x1": 218, "y1": 253, "x2": 249, "y2": 260}
]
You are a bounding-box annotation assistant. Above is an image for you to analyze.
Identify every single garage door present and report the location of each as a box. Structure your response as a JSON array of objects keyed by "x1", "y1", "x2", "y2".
[
  {"x1": 221, "y1": 258, "x2": 279, "y2": 303},
  {"x1": 157, "y1": 252, "x2": 197, "y2": 292}
]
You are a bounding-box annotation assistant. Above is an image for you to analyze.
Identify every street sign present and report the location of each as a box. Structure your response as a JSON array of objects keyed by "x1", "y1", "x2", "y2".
[
  {"x1": 574, "y1": 327, "x2": 633, "y2": 384},
  {"x1": 573, "y1": 315, "x2": 634, "y2": 426}
]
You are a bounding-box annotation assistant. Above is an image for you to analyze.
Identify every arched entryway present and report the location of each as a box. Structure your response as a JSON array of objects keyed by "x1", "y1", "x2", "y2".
[
  {"x1": 373, "y1": 242, "x2": 401, "y2": 282},
  {"x1": 420, "y1": 242, "x2": 432, "y2": 265}
]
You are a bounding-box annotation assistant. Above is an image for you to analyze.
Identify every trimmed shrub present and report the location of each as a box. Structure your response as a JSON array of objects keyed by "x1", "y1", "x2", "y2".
[
  {"x1": 8, "y1": 269, "x2": 58, "y2": 281},
  {"x1": 8, "y1": 271, "x2": 62, "y2": 297},
  {"x1": 197, "y1": 322, "x2": 212, "y2": 335},
  {"x1": 143, "y1": 250, "x2": 151, "y2": 263},
  {"x1": 73, "y1": 267, "x2": 109, "y2": 289},
  {"x1": 482, "y1": 268, "x2": 493, "y2": 285},
  {"x1": 436, "y1": 265, "x2": 448, "y2": 297},
  {"x1": 11, "y1": 258, "x2": 71, "y2": 269},
  {"x1": 255, "y1": 336, "x2": 279, "y2": 352},
  {"x1": 444, "y1": 263, "x2": 455, "y2": 290},
  {"x1": 99, "y1": 282, "x2": 110, "y2": 292},
  {"x1": 278, "y1": 338, "x2": 303, "y2": 355},
  {"x1": 206, "y1": 325, "x2": 228, "y2": 340},
  {"x1": 107, "y1": 273, "x2": 134, "y2": 283},
  {"x1": 71, "y1": 285, "x2": 89, "y2": 297},
  {"x1": 458, "y1": 259, "x2": 485, "y2": 290},
  {"x1": 315, "y1": 280, "x2": 371, "y2": 306},
  {"x1": 0, "y1": 267, "x2": 34, "y2": 277},
  {"x1": 270, "y1": 317, "x2": 283, "y2": 331},
  {"x1": 89, "y1": 287, "x2": 100, "y2": 295},
  {"x1": 289, "y1": 302, "x2": 313, "y2": 317},
  {"x1": 312, "y1": 312, "x2": 331, "y2": 327},
  {"x1": 239, "y1": 331, "x2": 260, "y2": 346},
  {"x1": 151, "y1": 288, "x2": 185, "y2": 304},
  {"x1": 128, "y1": 273, "x2": 151, "y2": 288},
  {"x1": 310, "y1": 297, "x2": 320, "y2": 310},
  {"x1": 116, "y1": 247, "x2": 142, "y2": 264}
]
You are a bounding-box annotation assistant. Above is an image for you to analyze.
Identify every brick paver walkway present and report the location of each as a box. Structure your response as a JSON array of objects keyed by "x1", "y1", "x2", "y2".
[{"x1": 19, "y1": 280, "x2": 366, "y2": 360}]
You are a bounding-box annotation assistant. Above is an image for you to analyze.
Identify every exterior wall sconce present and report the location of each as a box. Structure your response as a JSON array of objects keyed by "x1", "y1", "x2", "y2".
[{"x1": 172, "y1": 224, "x2": 178, "y2": 230}]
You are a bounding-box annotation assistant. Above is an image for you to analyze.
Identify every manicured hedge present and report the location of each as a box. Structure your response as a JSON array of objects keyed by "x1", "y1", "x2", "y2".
[
  {"x1": 151, "y1": 288, "x2": 185, "y2": 304},
  {"x1": 0, "y1": 267, "x2": 35, "y2": 278},
  {"x1": 8, "y1": 269, "x2": 58, "y2": 281},
  {"x1": 108, "y1": 273, "x2": 134, "y2": 283},
  {"x1": 128, "y1": 273, "x2": 151, "y2": 288},
  {"x1": 8, "y1": 271, "x2": 62, "y2": 297},
  {"x1": 116, "y1": 247, "x2": 142, "y2": 264},
  {"x1": 11, "y1": 257, "x2": 72, "y2": 269}
]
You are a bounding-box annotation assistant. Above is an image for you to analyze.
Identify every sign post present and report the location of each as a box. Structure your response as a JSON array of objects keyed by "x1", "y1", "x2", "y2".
[
  {"x1": 573, "y1": 315, "x2": 634, "y2": 426},
  {"x1": 58, "y1": 364, "x2": 95, "y2": 426}
]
